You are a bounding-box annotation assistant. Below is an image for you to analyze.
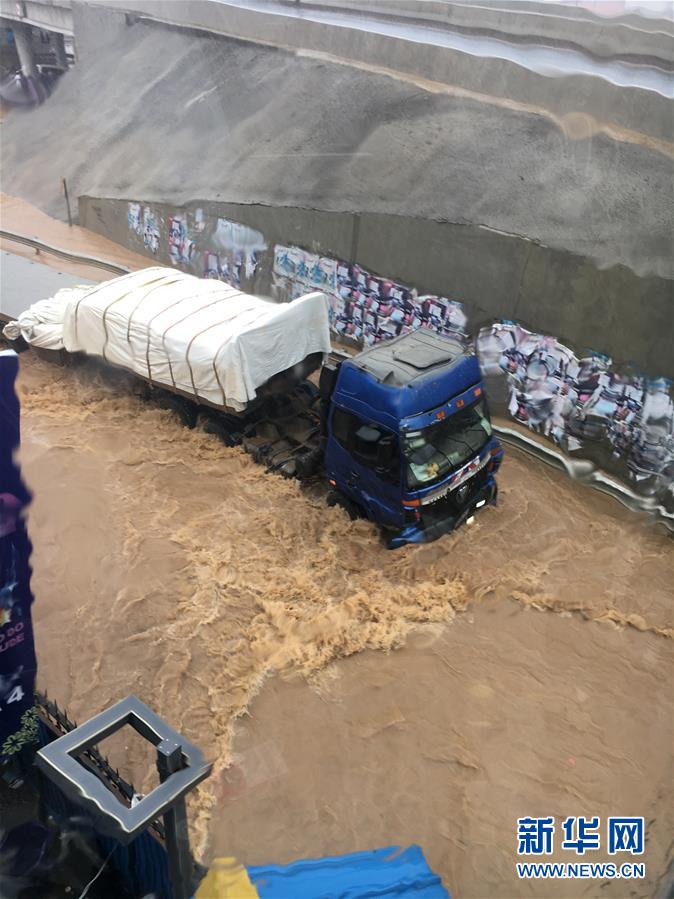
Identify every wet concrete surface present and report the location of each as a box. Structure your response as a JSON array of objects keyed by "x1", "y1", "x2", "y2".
[
  {"x1": 0, "y1": 251, "x2": 95, "y2": 321},
  {"x1": 0, "y1": 193, "x2": 154, "y2": 279},
  {"x1": 214, "y1": 0, "x2": 674, "y2": 95},
  {"x1": 3, "y1": 19, "x2": 671, "y2": 277}
]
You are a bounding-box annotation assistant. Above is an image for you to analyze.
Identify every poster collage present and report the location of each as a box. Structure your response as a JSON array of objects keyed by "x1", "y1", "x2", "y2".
[
  {"x1": 127, "y1": 202, "x2": 160, "y2": 255},
  {"x1": 478, "y1": 322, "x2": 674, "y2": 495},
  {"x1": 127, "y1": 203, "x2": 264, "y2": 291},
  {"x1": 272, "y1": 244, "x2": 469, "y2": 346},
  {"x1": 125, "y1": 203, "x2": 673, "y2": 500}
]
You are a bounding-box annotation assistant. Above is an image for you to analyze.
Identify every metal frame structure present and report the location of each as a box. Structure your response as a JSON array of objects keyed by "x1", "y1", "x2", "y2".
[{"x1": 36, "y1": 694, "x2": 212, "y2": 899}]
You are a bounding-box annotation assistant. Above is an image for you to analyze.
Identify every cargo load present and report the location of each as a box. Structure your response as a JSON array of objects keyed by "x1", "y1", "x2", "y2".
[{"x1": 4, "y1": 267, "x2": 331, "y2": 411}]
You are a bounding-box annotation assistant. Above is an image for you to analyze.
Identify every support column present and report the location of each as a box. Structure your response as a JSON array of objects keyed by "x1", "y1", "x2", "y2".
[
  {"x1": 157, "y1": 739, "x2": 195, "y2": 899},
  {"x1": 53, "y1": 32, "x2": 68, "y2": 70},
  {"x1": 12, "y1": 23, "x2": 37, "y2": 79}
]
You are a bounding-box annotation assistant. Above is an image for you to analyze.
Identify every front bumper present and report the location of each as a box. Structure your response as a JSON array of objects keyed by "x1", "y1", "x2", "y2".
[{"x1": 387, "y1": 475, "x2": 498, "y2": 548}]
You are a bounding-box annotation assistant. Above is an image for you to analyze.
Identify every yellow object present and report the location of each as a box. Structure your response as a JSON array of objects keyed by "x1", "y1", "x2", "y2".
[{"x1": 194, "y1": 857, "x2": 259, "y2": 898}]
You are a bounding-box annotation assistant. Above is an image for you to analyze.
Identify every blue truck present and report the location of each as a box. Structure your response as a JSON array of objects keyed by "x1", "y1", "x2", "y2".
[
  {"x1": 319, "y1": 329, "x2": 503, "y2": 547},
  {"x1": 4, "y1": 271, "x2": 503, "y2": 547}
]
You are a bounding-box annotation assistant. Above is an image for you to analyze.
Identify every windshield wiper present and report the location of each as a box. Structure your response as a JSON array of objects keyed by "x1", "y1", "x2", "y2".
[
  {"x1": 446, "y1": 436, "x2": 476, "y2": 460},
  {"x1": 462, "y1": 423, "x2": 489, "y2": 437}
]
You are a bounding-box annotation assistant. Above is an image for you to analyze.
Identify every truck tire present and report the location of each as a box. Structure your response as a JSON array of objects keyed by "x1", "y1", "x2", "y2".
[
  {"x1": 171, "y1": 398, "x2": 198, "y2": 429},
  {"x1": 297, "y1": 381, "x2": 319, "y2": 400},
  {"x1": 326, "y1": 490, "x2": 362, "y2": 520},
  {"x1": 203, "y1": 418, "x2": 240, "y2": 447},
  {"x1": 295, "y1": 447, "x2": 322, "y2": 479}
]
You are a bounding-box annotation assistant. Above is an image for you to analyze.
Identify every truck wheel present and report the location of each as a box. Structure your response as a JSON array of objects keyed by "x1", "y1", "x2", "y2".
[
  {"x1": 343, "y1": 497, "x2": 363, "y2": 520},
  {"x1": 173, "y1": 399, "x2": 198, "y2": 429},
  {"x1": 295, "y1": 447, "x2": 322, "y2": 479},
  {"x1": 326, "y1": 490, "x2": 362, "y2": 520},
  {"x1": 279, "y1": 459, "x2": 296, "y2": 478},
  {"x1": 297, "y1": 381, "x2": 319, "y2": 400},
  {"x1": 204, "y1": 418, "x2": 239, "y2": 447}
]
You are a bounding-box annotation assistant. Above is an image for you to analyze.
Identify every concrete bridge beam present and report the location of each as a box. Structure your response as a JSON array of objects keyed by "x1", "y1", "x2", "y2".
[
  {"x1": 0, "y1": 0, "x2": 73, "y2": 36},
  {"x1": 12, "y1": 21, "x2": 37, "y2": 78},
  {"x1": 53, "y1": 30, "x2": 67, "y2": 67}
]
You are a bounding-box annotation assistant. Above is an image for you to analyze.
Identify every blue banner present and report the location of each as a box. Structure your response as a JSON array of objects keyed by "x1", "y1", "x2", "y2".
[{"x1": 0, "y1": 350, "x2": 38, "y2": 766}]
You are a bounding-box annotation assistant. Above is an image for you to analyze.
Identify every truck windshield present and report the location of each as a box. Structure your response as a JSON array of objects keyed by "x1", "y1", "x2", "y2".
[{"x1": 403, "y1": 399, "x2": 492, "y2": 489}]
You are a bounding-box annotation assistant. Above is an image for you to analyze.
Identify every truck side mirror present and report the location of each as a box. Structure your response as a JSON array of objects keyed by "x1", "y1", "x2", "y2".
[
  {"x1": 319, "y1": 362, "x2": 339, "y2": 402},
  {"x1": 355, "y1": 424, "x2": 382, "y2": 458},
  {"x1": 376, "y1": 434, "x2": 396, "y2": 472}
]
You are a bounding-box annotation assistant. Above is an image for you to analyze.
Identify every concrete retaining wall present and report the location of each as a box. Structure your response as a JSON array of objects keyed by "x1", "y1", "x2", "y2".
[
  {"x1": 111, "y1": 0, "x2": 673, "y2": 142},
  {"x1": 79, "y1": 195, "x2": 674, "y2": 379},
  {"x1": 301, "y1": 0, "x2": 674, "y2": 65},
  {"x1": 70, "y1": 1, "x2": 127, "y2": 65}
]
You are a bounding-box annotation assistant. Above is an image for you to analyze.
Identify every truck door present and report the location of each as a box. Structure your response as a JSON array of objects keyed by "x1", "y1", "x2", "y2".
[{"x1": 329, "y1": 406, "x2": 402, "y2": 527}]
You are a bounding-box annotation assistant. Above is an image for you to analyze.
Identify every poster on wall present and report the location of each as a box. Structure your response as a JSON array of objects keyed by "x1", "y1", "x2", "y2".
[
  {"x1": 168, "y1": 215, "x2": 195, "y2": 266},
  {"x1": 143, "y1": 207, "x2": 160, "y2": 254},
  {"x1": 127, "y1": 202, "x2": 270, "y2": 285},
  {"x1": 0, "y1": 351, "x2": 38, "y2": 770},
  {"x1": 273, "y1": 245, "x2": 304, "y2": 281},
  {"x1": 203, "y1": 218, "x2": 267, "y2": 288},
  {"x1": 271, "y1": 272, "x2": 308, "y2": 304},
  {"x1": 127, "y1": 202, "x2": 142, "y2": 235},
  {"x1": 476, "y1": 321, "x2": 674, "y2": 499},
  {"x1": 273, "y1": 243, "x2": 470, "y2": 347}
]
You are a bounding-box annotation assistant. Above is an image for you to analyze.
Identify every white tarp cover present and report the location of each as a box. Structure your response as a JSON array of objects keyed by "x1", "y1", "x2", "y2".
[
  {"x1": 5, "y1": 267, "x2": 331, "y2": 411},
  {"x1": 2, "y1": 286, "x2": 87, "y2": 351}
]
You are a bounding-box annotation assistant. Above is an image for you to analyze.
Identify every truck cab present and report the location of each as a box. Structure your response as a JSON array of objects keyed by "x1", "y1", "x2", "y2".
[{"x1": 322, "y1": 330, "x2": 503, "y2": 547}]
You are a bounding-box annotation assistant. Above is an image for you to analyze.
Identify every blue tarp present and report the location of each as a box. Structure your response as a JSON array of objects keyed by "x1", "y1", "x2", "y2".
[{"x1": 248, "y1": 845, "x2": 450, "y2": 899}]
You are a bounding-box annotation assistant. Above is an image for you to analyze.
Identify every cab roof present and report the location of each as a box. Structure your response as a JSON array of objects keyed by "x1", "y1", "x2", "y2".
[
  {"x1": 349, "y1": 330, "x2": 467, "y2": 387},
  {"x1": 335, "y1": 331, "x2": 481, "y2": 429}
]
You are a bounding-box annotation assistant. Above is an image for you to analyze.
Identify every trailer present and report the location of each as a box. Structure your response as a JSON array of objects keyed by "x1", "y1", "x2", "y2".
[{"x1": 4, "y1": 267, "x2": 503, "y2": 546}]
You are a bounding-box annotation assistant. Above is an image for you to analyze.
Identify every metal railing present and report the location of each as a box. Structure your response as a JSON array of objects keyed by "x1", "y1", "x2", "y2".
[{"x1": 0, "y1": 229, "x2": 131, "y2": 276}]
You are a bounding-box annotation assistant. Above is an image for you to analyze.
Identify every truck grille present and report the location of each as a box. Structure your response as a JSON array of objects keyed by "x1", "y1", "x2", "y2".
[{"x1": 421, "y1": 466, "x2": 490, "y2": 525}]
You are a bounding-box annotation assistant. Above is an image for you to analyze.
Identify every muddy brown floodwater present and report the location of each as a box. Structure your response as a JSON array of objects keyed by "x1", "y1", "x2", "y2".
[{"x1": 15, "y1": 351, "x2": 673, "y2": 898}]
